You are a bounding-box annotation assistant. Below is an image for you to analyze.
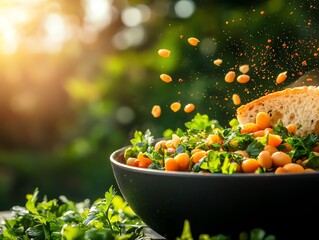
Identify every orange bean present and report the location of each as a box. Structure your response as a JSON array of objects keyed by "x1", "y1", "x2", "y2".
[
  {"x1": 160, "y1": 74, "x2": 172, "y2": 83},
  {"x1": 137, "y1": 152, "x2": 152, "y2": 168},
  {"x1": 257, "y1": 151, "x2": 272, "y2": 169},
  {"x1": 264, "y1": 128, "x2": 273, "y2": 134},
  {"x1": 240, "y1": 123, "x2": 260, "y2": 134},
  {"x1": 304, "y1": 168, "x2": 316, "y2": 173},
  {"x1": 165, "y1": 140, "x2": 175, "y2": 148},
  {"x1": 275, "y1": 167, "x2": 287, "y2": 174},
  {"x1": 151, "y1": 105, "x2": 161, "y2": 118},
  {"x1": 255, "y1": 112, "x2": 271, "y2": 129},
  {"x1": 191, "y1": 148, "x2": 205, "y2": 155},
  {"x1": 237, "y1": 74, "x2": 250, "y2": 84},
  {"x1": 191, "y1": 151, "x2": 207, "y2": 164},
  {"x1": 184, "y1": 103, "x2": 195, "y2": 113},
  {"x1": 126, "y1": 157, "x2": 138, "y2": 167},
  {"x1": 282, "y1": 142, "x2": 292, "y2": 152},
  {"x1": 234, "y1": 150, "x2": 249, "y2": 158},
  {"x1": 241, "y1": 158, "x2": 259, "y2": 173},
  {"x1": 263, "y1": 145, "x2": 278, "y2": 155},
  {"x1": 213, "y1": 59, "x2": 223, "y2": 66},
  {"x1": 170, "y1": 102, "x2": 181, "y2": 112},
  {"x1": 154, "y1": 140, "x2": 167, "y2": 152},
  {"x1": 254, "y1": 130, "x2": 266, "y2": 138},
  {"x1": 232, "y1": 94, "x2": 241, "y2": 105},
  {"x1": 175, "y1": 153, "x2": 190, "y2": 171},
  {"x1": 282, "y1": 163, "x2": 304, "y2": 173},
  {"x1": 225, "y1": 71, "x2": 236, "y2": 83},
  {"x1": 171, "y1": 134, "x2": 181, "y2": 146},
  {"x1": 267, "y1": 133, "x2": 282, "y2": 147},
  {"x1": 188, "y1": 37, "x2": 200, "y2": 46},
  {"x1": 271, "y1": 151, "x2": 292, "y2": 167},
  {"x1": 158, "y1": 48, "x2": 171, "y2": 58},
  {"x1": 286, "y1": 123, "x2": 297, "y2": 134},
  {"x1": 206, "y1": 134, "x2": 223, "y2": 145},
  {"x1": 239, "y1": 64, "x2": 249, "y2": 74},
  {"x1": 165, "y1": 158, "x2": 179, "y2": 171},
  {"x1": 158, "y1": 49, "x2": 171, "y2": 58},
  {"x1": 276, "y1": 71, "x2": 288, "y2": 84}
]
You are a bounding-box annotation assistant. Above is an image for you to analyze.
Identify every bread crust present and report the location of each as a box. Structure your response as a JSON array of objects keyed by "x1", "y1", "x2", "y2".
[{"x1": 236, "y1": 86, "x2": 319, "y2": 136}]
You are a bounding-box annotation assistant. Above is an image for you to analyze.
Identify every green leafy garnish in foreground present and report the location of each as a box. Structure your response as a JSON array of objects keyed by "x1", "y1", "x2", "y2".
[
  {"x1": 0, "y1": 188, "x2": 277, "y2": 239},
  {"x1": 0, "y1": 187, "x2": 145, "y2": 240}
]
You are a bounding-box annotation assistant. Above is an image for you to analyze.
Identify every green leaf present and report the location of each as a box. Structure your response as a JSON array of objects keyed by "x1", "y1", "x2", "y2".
[
  {"x1": 246, "y1": 140, "x2": 264, "y2": 158},
  {"x1": 250, "y1": 228, "x2": 265, "y2": 240},
  {"x1": 26, "y1": 224, "x2": 45, "y2": 239},
  {"x1": 25, "y1": 188, "x2": 39, "y2": 215},
  {"x1": 185, "y1": 113, "x2": 215, "y2": 131},
  {"x1": 305, "y1": 152, "x2": 319, "y2": 170},
  {"x1": 61, "y1": 225, "x2": 84, "y2": 240},
  {"x1": 179, "y1": 220, "x2": 193, "y2": 240}
]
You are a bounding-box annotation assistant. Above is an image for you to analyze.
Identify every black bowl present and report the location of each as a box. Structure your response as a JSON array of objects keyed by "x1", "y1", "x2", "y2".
[{"x1": 110, "y1": 145, "x2": 319, "y2": 239}]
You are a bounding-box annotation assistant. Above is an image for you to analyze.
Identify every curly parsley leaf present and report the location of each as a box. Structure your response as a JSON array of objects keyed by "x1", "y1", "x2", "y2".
[
  {"x1": 305, "y1": 152, "x2": 319, "y2": 170},
  {"x1": 246, "y1": 140, "x2": 265, "y2": 158},
  {"x1": 185, "y1": 113, "x2": 219, "y2": 131},
  {"x1": 0, "y1": 186, "x2": 146, "y2": 240}
]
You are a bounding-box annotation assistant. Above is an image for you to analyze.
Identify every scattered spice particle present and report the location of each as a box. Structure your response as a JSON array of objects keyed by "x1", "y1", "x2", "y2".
[{"x1": 260, "y1": 11, "x2": 265, "y2": 15}]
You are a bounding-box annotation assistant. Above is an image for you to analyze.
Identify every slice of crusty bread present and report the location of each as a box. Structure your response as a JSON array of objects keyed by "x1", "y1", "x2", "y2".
[{"x1": 236, "y1": 86, "x2": 319, "y2": 136}]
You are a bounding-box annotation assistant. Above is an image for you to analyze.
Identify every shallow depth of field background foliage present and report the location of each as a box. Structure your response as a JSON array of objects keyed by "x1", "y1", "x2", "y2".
[{"x1": 0, "y1": 0, "x2": 318, "y2": 210}]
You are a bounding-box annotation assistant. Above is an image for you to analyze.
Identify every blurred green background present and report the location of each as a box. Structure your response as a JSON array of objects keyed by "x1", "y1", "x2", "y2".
[{"x1": 0, "y1": 0, "x2": 318, "y2": 210}]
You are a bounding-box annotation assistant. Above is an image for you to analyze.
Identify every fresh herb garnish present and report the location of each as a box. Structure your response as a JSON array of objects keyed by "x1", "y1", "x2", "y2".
[
  {"x1": 0, "y1": 188, "x2": 278, "y2": 240},
  {"x1": 0, "y1": 187, "x2": 145, "y2": 240}
]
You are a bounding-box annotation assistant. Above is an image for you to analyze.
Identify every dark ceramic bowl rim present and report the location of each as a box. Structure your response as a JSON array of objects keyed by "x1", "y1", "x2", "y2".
[{"x1": 110, "y1": 145, "x2": 319, "y2": 179}]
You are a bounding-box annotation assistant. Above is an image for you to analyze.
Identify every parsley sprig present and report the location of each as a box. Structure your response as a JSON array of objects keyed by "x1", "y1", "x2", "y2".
[
  {"x1": 0, "y1": 187, "x2": 276, "y2": 240},
  {"x1": 0, "y1": 187, "x2": 146, "y2": 240}
]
